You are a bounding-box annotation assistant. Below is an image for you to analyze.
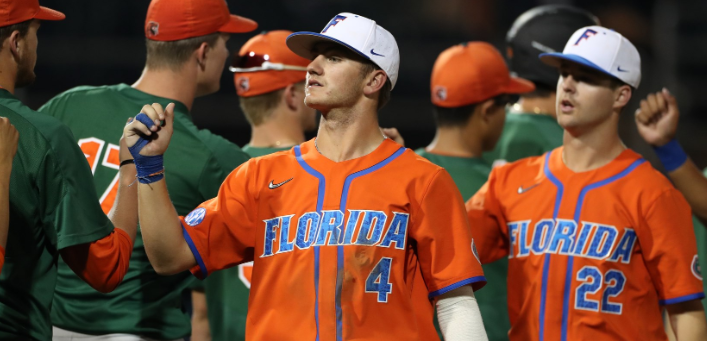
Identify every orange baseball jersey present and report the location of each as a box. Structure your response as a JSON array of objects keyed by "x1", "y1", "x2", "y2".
[
  {"x1": 180, "y1": 138, "x2": 485, "y2": 341},
  {"x1": 467, "y1": 147, "x2": 704, "y2": 341}
]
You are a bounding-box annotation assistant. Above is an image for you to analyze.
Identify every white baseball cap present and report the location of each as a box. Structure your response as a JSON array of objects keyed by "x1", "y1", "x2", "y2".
[
  {"x1": 539, "y1": 26, "x2": 641, "y2": 88},
  {"x1": 286, "y1": 12, "x2": 400, "y2": 89}
]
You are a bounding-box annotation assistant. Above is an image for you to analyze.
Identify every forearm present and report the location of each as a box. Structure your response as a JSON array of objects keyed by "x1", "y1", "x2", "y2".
[
  {"x1": 191, "y1": 290, "x2": 212, "y2": 341},
  {"x1": 667, "y1": 300, "x2": 707, "y2": 340},
  {"x1": 138, "y1": 178, "x2": 195, "y2": 274},
  {"x1": 668, "y1": 159, "x2": 707, "y2": 221},
  {"x1": 107, "y1": 164, "x2": 138, "y2": 241},
  {"x1": 436, "y1": 285, "x2": 488, "y2": 341}
]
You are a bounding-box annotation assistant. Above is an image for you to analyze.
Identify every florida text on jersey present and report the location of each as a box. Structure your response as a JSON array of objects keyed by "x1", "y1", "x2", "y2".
[
  {"x1": 467, "y1": 147, "x2": 704, "y2": 341},
  {"x1": 180, "y1": 139, "x2": 486, "y2": 341}
]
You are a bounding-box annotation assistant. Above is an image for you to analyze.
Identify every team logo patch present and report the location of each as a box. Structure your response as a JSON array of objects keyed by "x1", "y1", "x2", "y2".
[
  {"x1": 434, "y1": 86, "x2": 447, "y2": 102},
  {"x1": 237, "y1": 76, "x2": 250, "y2": 93},
  {"x1": 692, "y1": 255, "x2": 702, "y2": 280},
  {"x1": 185, "y1": 208, "x2": 206, "y2": 226},
  {"x1": 471, "y1": 239, "x2": 480, "y2": 264},
  {"x1": 147, "y1": 21, "x2": 159, "y2": 38}
]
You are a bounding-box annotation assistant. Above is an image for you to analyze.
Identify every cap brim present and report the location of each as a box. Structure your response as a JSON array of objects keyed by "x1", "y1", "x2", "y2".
[
  {"x1": 218, "y1": 14, "x2": 258, "y2": 34},
  {"x1": 539, "y1": 52, "x2": 615, "y2": 79},
  {"x1": 502, "y1": 77, "x2": 536, "y2": 94},
  {"x1": 286, "y1": 32, "x2": 370, "y2": 61},
  {"x1": 35, "y1": 6, "x2": 65, "y2": 21}
]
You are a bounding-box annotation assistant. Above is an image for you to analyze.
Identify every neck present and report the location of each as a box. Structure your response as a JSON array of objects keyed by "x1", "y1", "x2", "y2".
[
  {"x1": 513, "y1": 95, "x2": 557, "y2": 118},
  {"x1": 562, "y1": 115, "x2": 625, "y2": 172},
  {"x1": 426, "y1": 126, "x2": 481, "y2": 158},
  {"x1": 0, "y1": 54, "x2": 18, "y2": 94},
  {"x1": 249, "y1": 108, "x2": 306, "y2": 148},
  {"x1": 315, "y1": 105, "x2": 383, "y2": 162},
  {"x1": 132, "y1": 67, "x2": 197, "y2": 110}
]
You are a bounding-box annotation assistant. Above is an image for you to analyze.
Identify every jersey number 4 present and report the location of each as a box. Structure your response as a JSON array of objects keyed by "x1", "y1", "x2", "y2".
[
  {"x1": 78, "y1": 138, "x2": 120, "y2": 214},
  {"x1": 365, "y1": 257, "x2": 393, "y2": 303},
  {"x1": 575, "y1": 266, "x2": 626, "y2": 314}
]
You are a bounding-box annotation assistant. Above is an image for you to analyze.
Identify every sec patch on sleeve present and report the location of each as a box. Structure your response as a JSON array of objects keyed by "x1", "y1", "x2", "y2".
[{"x1": 185, "y1": 208, "x2": 207, "y2": 226}]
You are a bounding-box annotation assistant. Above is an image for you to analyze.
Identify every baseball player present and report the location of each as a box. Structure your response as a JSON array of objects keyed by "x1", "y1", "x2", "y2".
[
  {"x1": 126, "y1": 12, "x2": 488, "y2": 341},
  {"x1": 467, "y1": 26, "x2": 707, "y2": 340},
  {"x1": 38, "y1": 0, "x2": 256, "y2": 339},
  {"x1": 417, "y1": 41, "x2": 534, "y2": 340},
  {"x1": 0, "y1": 117, "x2": 18, "y2": 274},
  {"x1": 634, "y1": 89, "x2": 707, "y2": 311},
  {"x1": 483, "y1": 5, "x2": 599, "y2": 167},
  {"x1": 195, "y1": 30, "x2": 314, "y2": 340},
  {"x1": 0, "y1": 1, "x2": 141, "y2": 339}
]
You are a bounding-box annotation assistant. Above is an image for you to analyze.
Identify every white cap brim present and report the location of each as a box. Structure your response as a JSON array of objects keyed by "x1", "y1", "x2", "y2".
[{"x1": 539, "y1": 52, "x2": 628, "y2": 86}]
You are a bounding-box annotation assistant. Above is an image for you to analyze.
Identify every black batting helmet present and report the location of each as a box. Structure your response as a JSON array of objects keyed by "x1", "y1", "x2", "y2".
[{"x1": 506, "y1": 5, "x2": 599, "y2": 90}]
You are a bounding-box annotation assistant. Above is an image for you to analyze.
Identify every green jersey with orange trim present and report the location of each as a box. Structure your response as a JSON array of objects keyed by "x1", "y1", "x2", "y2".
[
  {"x1": 483, "y1": 110, "x2": 563, "y2": 167},
  {"x1": 39, "y1": 84, "x2": 250, "y2": 339},
  {"x1": 416, "y1": 148, "x2": 511, "y2": 341},
  {"x1": 0, "y1": 89, "x2": 115, "y2": 340}
]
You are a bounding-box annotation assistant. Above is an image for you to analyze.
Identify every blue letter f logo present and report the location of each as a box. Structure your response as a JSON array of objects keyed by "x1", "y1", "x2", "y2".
[
  {"x1": 574, "y1": 29, "x2": 597, "y2": 45},
  {"x1": 322, "y1": 15, "x2": 347, "y2": 33}
]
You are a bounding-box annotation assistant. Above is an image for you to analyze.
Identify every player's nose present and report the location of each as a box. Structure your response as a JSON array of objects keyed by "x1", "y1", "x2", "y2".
[
  {"x1": 307, "y1": 55, "x2": 324, "y2": 75},
  {"x1": 560, "y1": 74, "x2": 577, "y2": 93}
]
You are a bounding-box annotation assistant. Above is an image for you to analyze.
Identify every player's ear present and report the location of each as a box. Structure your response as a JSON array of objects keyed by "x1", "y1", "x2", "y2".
[
  {"x1": 613, "y1": 85, "x2": 632, "y2": 112},
  {"x1": 479, "y1": 98, "x2": 497, "y2": 123},
  {"x1": 195, "y1": 42, "x2": 209, "y2": 70},
  {"x1": 8, "y1": 29, "x2": 22, "y2": 61},
  {"x1": 362, "y1": 70, "x2": 387, "y2": 96},
  {"x1": 284, "y1": 83, "x2": 298, "y2": 111}
]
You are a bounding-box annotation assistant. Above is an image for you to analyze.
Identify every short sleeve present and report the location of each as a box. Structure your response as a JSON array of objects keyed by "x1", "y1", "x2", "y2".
[
  {"x1": 181, "y1": 160, "x2": 257, "y2": 279},
  {"x1": 637, "y1": 189, "x2": 705, "y2": 305},
  {"x1": 411, "y1": 169, "x2": 486, "y2": 298},
  {"x1": 41, "y1": 123, "x2": 114, "y2": 249},
  {"x1": 465, "y1": 167, "x2": 509, "y2": 264}
]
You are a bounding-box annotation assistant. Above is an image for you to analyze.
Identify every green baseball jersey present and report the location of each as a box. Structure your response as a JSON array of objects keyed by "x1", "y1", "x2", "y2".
[
  {"x1": 203, "y1": 144, "x2": 290, "y2": 341},
  {"x1": 415, "y1": 148, "x2": 510, "y2": 341},
  {"x1": 0, "y1": 89, "x2": 114, "y2": 340},
  {"x1": 483, "y1": 111, "x2": 563, "y2": 166},
  {"x1": 39, "y1": 84, "x2": 250, "y2": 339}
]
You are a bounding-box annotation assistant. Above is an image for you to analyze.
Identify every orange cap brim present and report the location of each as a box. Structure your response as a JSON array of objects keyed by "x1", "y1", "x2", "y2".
[
  {"x1": 35, "y1": 6, "x2": 66, "y2": 21},
  {"x1": 501, "y1": 77, "x2": 536, "y2": 94},
  {"x1": 218, "y1": 14, "x2": 257, "y2": 34}
]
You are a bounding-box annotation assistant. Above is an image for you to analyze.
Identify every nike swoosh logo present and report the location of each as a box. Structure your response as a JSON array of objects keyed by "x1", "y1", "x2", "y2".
[
  {"x1": 517, "y1": 183, "x2": 540, "y2": 194},
  {"x1": 370, "y1": 49, "x2": 385, "y2": 57},
  {"x1": 269, "y1": 178, "x2": 293, "y2": 189},
  {"x1": 617, "y1": 66, "x2": 629, "y2": 72}
]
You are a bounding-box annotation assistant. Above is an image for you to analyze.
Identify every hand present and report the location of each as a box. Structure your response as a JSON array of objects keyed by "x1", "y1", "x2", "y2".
[
  {"x1": 124, "y1": 103, "x2": 175, "y2": 156},
  {"x1": 0, "y1": 117, "x2": 18, "y2": 168},
  {"x1": 382, "y1": 127, "x2": 405, "y2": 146},
  {"x1": 635, "y1": 88, "x2": 679, "y2": 147}
]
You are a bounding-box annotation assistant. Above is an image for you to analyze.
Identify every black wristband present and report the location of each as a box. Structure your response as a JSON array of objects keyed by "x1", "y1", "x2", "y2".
[{"x1": 120, "y1": 159, "x2": 135, "y2": 167}]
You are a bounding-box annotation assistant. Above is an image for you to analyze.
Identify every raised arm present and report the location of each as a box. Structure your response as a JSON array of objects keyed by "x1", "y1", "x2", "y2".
[
  {"x1": 635, "y1": 88, "x2": 707, "y2": 222},
  {"x1": 124, "y1": 103, "x2": 196, "y2": 275},
  {"x1": 0, "y1": 117, "x2": 18, "y2": 273}
]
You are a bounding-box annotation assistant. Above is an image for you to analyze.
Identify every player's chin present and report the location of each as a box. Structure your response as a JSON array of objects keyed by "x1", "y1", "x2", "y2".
[{"x1": 304, "y1": 96, "x2": 328, "y2": 112}]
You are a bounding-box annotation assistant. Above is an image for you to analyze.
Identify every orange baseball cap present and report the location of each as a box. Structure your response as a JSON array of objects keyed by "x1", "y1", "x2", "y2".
[
  {"x1": 145, "y1": 0, "x2": 257, "y2": 41},
  {"x1": 231, "y1": 30, "x2": 310, "y2": 97},
  {"x1": 431, "y1": 42, "x2": 535, "y2": 108},
  {"x1": 0, "y1": 0, "x2": 65, "y2": 26}
]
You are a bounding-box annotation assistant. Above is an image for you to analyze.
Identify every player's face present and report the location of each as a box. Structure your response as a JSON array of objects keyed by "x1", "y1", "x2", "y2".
[
  {"x1": 16, "y1": 20, "x2": 40, "y2": 88},
  {"x1": 196, "y1": 33, "x2": 230, "y2": 97},
  {"x1": 555, "y1": 62, "x2": 617, "y2": 132},
  {"x1": 304, "y1": 43, "x2": 367, "y2": 112}
]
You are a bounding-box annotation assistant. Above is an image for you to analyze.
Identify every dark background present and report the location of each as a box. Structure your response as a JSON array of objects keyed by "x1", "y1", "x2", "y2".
[{"x1": 20, "y1": 0, "x2": 707, "y2": 170}]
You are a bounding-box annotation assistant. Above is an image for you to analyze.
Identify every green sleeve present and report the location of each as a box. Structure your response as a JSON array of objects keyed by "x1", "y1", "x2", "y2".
[
  {"x1": 197, "y1": 135, "x2": 251, "y2": 200},
  {"x1": 40, "y1": 121, "x2": 113, "y2": 249}
]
